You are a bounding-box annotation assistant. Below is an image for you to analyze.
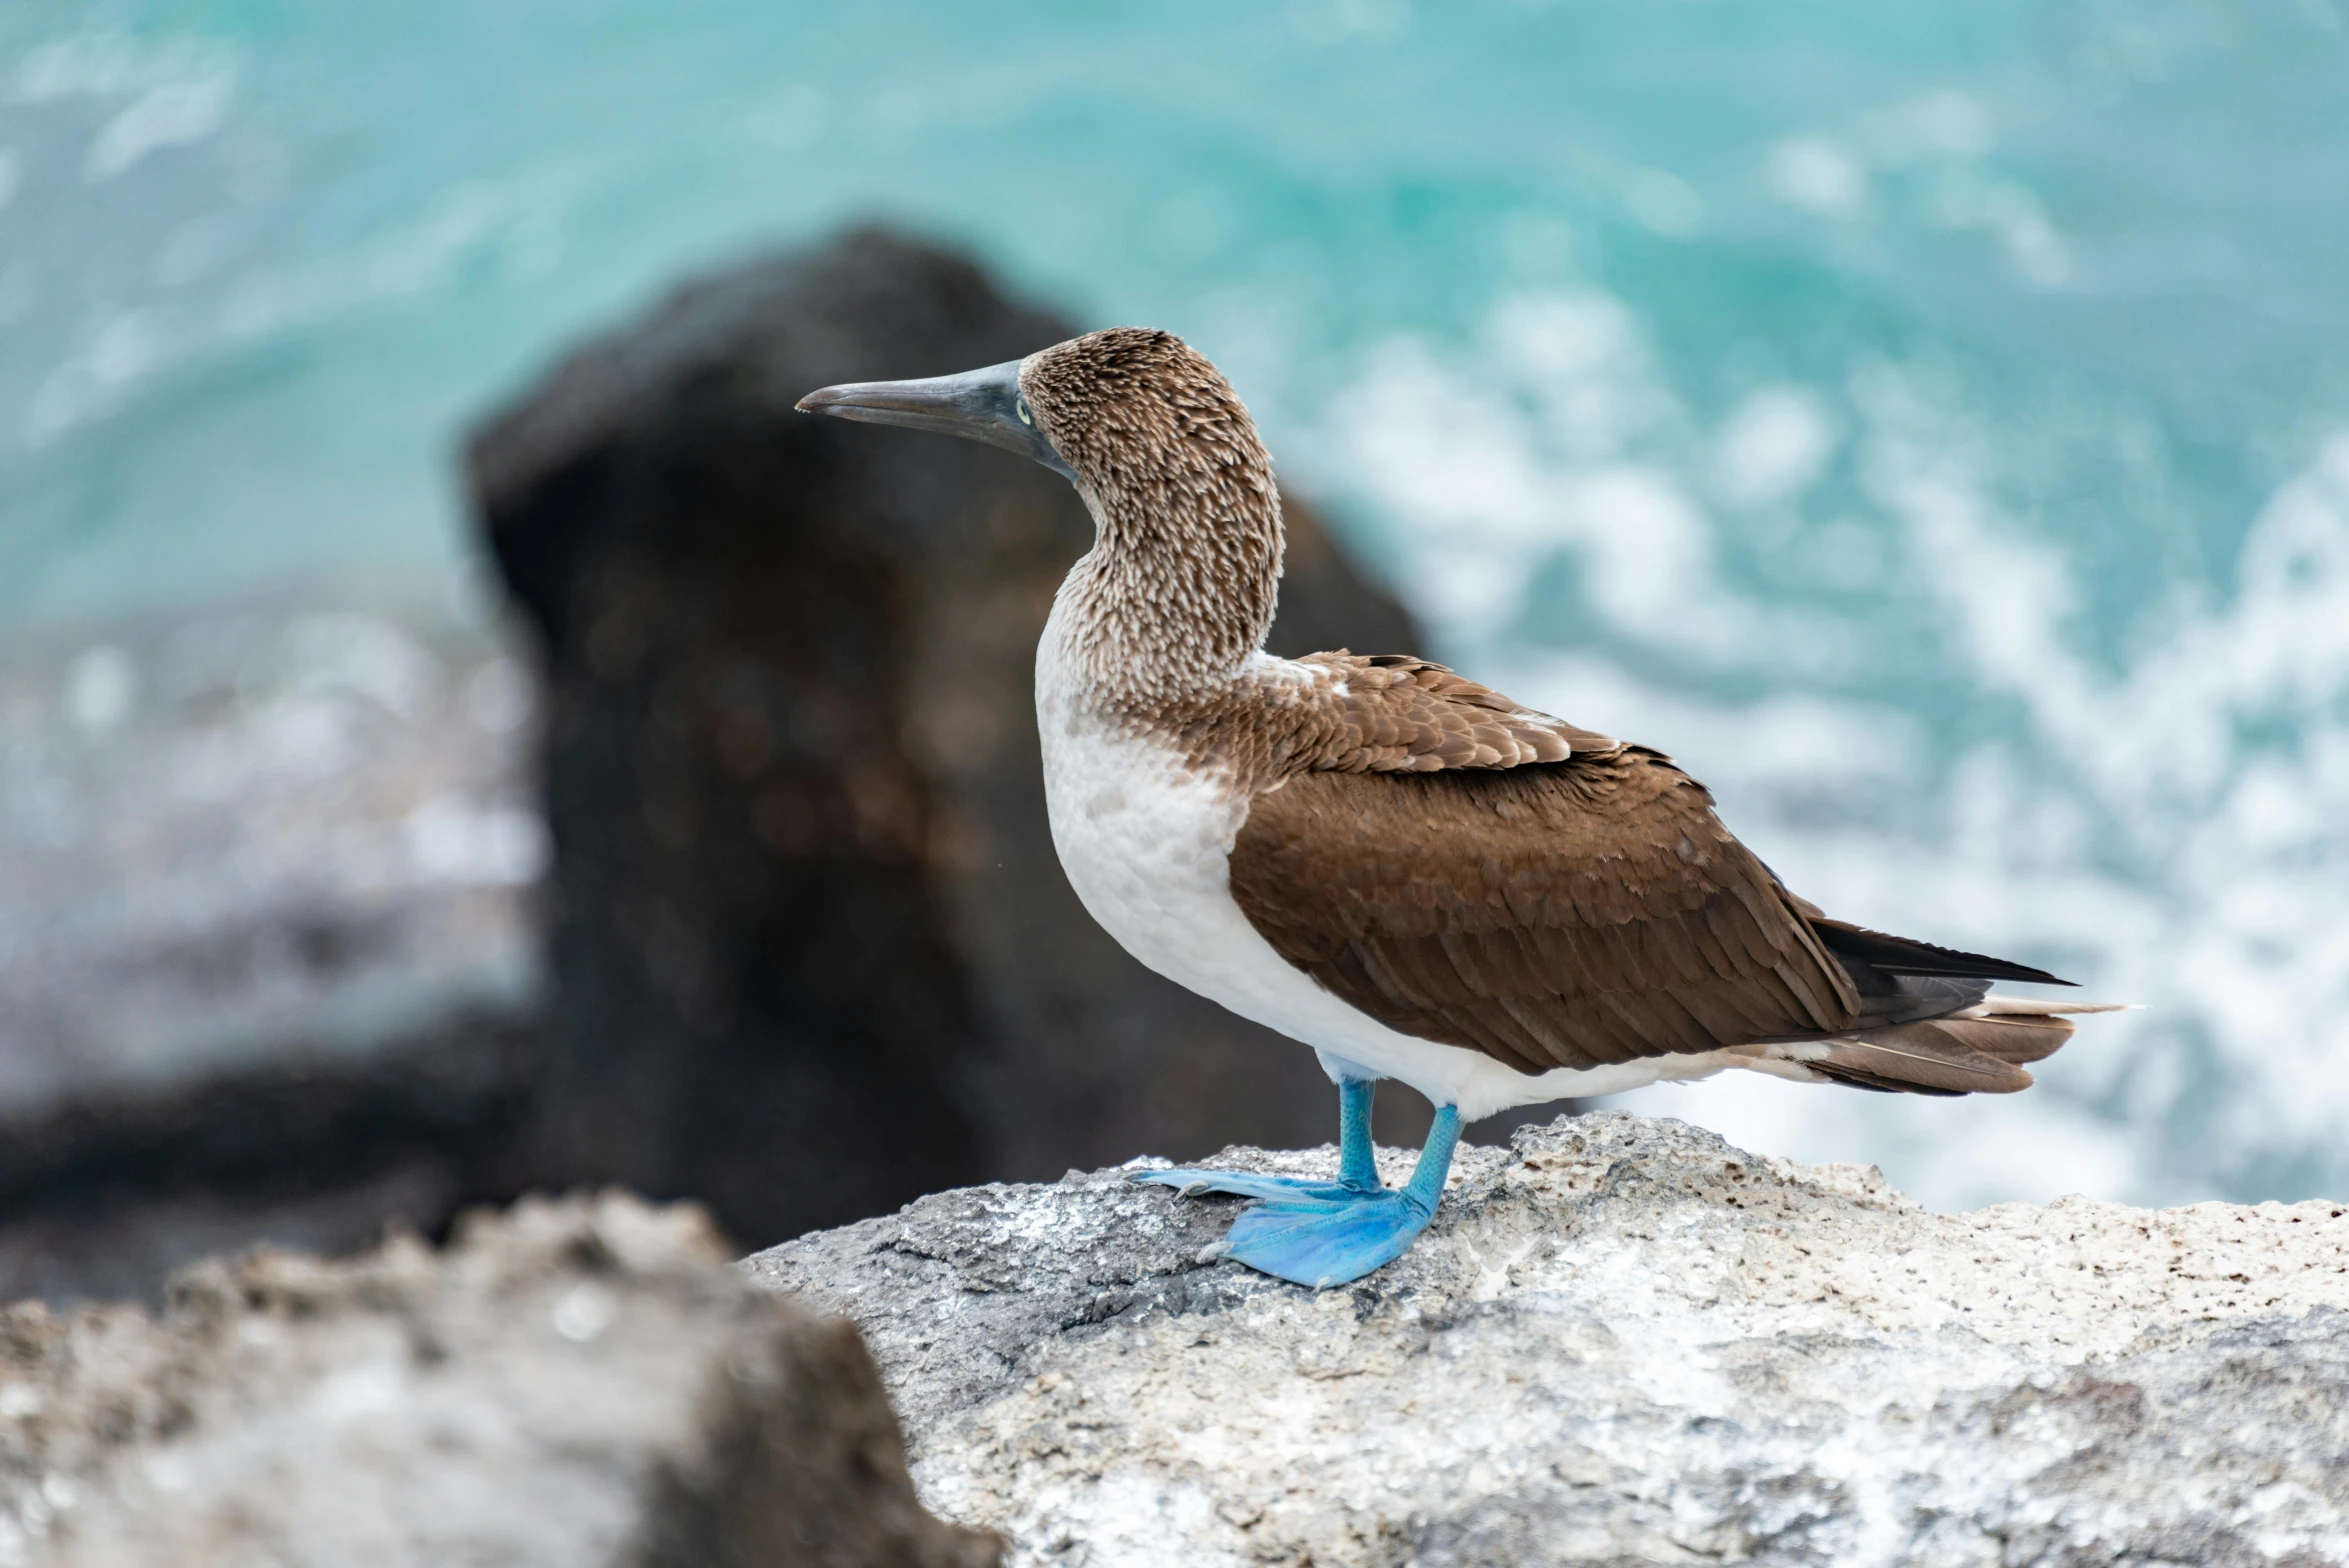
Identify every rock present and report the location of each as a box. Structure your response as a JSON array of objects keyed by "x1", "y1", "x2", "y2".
[
  {"x1": 467, "y1": 226, "x2": 1428, "y2": 1251},
  {"x1": 0, "y1": 1191, "x2": 995, "y2": 1568},
  {"x1": 0, "y1": 603, "x2": 544, "y2": 1303},
  {"x1": 746, "y1": 1111, "x2": 2349, "y2": 1566}
]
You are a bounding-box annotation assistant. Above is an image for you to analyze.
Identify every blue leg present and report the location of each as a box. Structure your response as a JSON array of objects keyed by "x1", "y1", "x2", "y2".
[
  {"x1": 1335, "y1": 1074, "x2": 1379, "y2": 1191},
  {"x1": 1130, "y1": 1078, "x2": 1379, "y2": 1204},
  {"x1": 1131, "y1": 1087, "x2": 1463, "y2": 1289}
]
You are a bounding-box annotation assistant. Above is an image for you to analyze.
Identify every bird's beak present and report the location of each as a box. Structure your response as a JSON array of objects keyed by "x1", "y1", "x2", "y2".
[{"x1": 795, "y1": 358, "x2": 1075, "y2": 480}]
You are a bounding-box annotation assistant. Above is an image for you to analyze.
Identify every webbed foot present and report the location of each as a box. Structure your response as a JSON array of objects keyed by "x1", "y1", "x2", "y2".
[
  {"x1": 1132, "y1": 1092, "x2": 1462, "y2": 1289},
  {"x1": 1205, "y1": 1179, "x2": 1439, "y2": 1287}
]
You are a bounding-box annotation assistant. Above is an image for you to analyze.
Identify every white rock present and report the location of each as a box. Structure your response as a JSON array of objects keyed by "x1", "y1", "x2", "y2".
[
  {"x1": 1, "y1": 1192, "x2": 994, "y2": 1567},
  {"x1": 745, "y1": 1111, "x2": 2349, "y2": 1567}
]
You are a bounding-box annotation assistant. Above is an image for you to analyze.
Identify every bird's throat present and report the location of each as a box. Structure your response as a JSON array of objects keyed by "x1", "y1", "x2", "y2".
[{"x1": 1046, "y1": 481, "x2": 1284, "y2": 711}]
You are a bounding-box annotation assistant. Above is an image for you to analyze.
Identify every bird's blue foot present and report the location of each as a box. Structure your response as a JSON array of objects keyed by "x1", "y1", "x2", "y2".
[
  {"x1": 1196, "y1": 1174, "x2": 1444, "y2": 1288},
  {"x1": 1131, "y1": 1081, "x2": 1462, "y2": 1289}
]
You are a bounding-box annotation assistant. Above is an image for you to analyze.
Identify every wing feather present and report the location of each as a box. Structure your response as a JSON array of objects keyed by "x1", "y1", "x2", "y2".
[
  {"x1": 1222, "y1": 653, "x2": 2077, "y2": 1091},
  {"x1": 1228, "y1": 752, "x2": 1854, "y2": 1074}
]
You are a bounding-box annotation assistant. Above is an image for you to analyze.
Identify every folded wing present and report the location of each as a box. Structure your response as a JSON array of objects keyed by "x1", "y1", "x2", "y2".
[{"x1": 1229, "y1": 656, "x2": 2096, "y2": 1094}]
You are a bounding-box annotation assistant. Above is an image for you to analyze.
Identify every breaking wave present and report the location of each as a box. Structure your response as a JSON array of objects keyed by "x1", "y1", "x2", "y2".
[{"x1": 1304, "y1": 286, "x2": 2349, "y2": 1209}]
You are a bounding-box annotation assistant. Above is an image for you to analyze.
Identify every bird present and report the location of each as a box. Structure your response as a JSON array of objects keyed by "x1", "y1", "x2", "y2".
[{"x1": 796, "y1": 327, "x2": 2120, "y2": 1290}]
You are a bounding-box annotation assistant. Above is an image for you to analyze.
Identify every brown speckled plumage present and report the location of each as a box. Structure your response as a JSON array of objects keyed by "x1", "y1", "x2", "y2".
[
  {"x1": 1022, "y1": 329, "x2": 1283, "y2": 705},
  {"x1": 1019, "y1": 327, "x2": 2107, "y2": 1096}
]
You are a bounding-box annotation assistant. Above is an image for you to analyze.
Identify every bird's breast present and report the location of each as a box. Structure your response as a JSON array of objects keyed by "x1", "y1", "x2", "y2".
[{"x1": 1038, "y1": 703, "x2": 1249, "y2": 981}]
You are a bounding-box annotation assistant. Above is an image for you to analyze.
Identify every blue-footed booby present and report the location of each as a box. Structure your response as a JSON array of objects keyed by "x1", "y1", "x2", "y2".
[{"x1": 798, "y1": 328, "x2": 2119, "y2": 1289}]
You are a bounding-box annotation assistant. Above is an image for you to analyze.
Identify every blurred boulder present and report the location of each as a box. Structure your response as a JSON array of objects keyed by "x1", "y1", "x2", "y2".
[
  {"x1": 468, "y1": 227, "x2": 1425, "y2": 1250},
  {"x1": 0, "y1": 1191, "x2": 994, "y2": 1567},
  {"x1": 0, "y1": 606, "x2": 544, "y2": 1303}
]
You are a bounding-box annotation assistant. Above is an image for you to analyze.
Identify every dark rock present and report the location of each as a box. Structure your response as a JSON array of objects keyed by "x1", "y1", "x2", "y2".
[
  {"x1": 0, "y1": 1191, "x2": 995, "y2": 1567},
  {"x1": 468, "y1": 227, "x2": 1425, "y2": 1252}
]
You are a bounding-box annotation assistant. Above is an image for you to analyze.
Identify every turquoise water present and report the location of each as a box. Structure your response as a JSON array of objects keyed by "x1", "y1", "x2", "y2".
[{"x1": 5, "y1": 1, "x2": 2348, "y2": 1207}]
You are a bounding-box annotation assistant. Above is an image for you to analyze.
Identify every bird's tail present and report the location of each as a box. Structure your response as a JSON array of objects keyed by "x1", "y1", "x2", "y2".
[{"x1": 1750, "y1": 997, "x2": 2131, "y2": 1096}]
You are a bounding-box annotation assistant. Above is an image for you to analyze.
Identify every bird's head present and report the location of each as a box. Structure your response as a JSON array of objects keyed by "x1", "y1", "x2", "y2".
[
  {"x1": 796, "y1": 327, "x2": 1272, "y2": 510},
  {"x1": 799, "y1": 328, "x2": 1284, "y2": 691}
]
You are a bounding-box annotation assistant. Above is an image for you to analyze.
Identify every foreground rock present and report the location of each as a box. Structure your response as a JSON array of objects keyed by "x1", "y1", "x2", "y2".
[
  {"x1": 0, "y1": 1192, "x2": 993, "y2": 1567},
  {"x1": 748, "y1": 1111, "x2": 2349, "y2": 1567}
]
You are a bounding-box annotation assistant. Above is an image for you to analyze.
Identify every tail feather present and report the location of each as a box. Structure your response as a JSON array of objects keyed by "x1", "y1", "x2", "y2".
[
  {"x1": 1761, "y1": 996, "x2": 2128, "y2": 1096},
  {"x1": 1805, "y1": 1020, "x2": 2043, "y2": 1096},
  {"x1": 1949, "y1": 996, "x2": 2128, "y2": 1063}
]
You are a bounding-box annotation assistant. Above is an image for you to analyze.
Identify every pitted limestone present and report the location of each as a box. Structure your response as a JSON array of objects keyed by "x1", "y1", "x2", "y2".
[{"x1": 745, "y1": 1111, "x2": 2349, "y2": 1568}]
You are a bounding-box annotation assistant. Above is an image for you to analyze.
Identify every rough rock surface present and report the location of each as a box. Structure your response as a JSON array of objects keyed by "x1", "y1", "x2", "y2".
[
  {"x1": 0, "y1": 1191, "x2": 994, "y2": 1567},
  {"x1": 748, "y1": 1111, "x2": 2349, "y2": 1567},
  {"x1": 468, "y1": 226, "x2": 1433, "y2": 1249}
]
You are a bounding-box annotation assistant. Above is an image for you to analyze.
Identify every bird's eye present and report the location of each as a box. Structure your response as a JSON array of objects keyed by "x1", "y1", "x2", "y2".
[{"x1": 1015, "y1": 394, "x2": 1034, "y2": 426}]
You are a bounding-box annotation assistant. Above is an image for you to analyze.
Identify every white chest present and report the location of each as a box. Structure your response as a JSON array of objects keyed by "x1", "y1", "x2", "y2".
[
  {"x1": 1033, "y1": 608, "x2": 1305, "y2": 1026},
  {"x1": 1033, "y1": 681, "x2": 1253, "y2": 996}
]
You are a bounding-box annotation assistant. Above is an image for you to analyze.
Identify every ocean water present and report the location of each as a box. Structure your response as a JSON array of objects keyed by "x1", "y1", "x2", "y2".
[{"x1": 4, "y1": 1, "x2": 2347, "y2": 1209}]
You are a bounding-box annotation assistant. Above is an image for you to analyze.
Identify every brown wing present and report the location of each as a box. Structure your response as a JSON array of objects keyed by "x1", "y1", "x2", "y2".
[
  {"x1": 1226, "y1": 746, "x2": 1865, "y2": 1076},
  {"x1": 1288, "y1": 652, "x2": 1615, "y2": 772}
]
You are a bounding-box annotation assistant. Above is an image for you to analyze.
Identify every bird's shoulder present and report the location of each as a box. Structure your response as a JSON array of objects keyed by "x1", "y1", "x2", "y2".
[{"x1": 1219, "y1": 649, "x2": 1629, "y2": 779}]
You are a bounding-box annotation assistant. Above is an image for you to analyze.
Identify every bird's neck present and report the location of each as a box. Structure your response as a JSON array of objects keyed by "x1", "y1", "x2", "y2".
[{"x1": 1044, "y1": 477, "x2": 1284, "y2": 713}]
